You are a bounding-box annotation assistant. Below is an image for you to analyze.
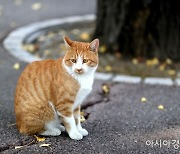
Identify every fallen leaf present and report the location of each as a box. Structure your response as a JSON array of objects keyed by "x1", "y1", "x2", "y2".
[
  {"x1": 31, "y1": 2, "x2": 42, "y2": 10},
  {"x1": 99, "y1": 45, "x2": 106, "y2": 53},
  {"x1": 15, "y1": 146, "x2": 23, "y2": 149},
  {"x1": 13, "y1": 63, "x2": 20, "y2": 70},
  {"x1": 71, "y1": 29, "x2": 80, "y2": 35},
  {"x1": 23, "y1": 44, "x2": 36, "y2": 53},
  {"x1": 44, "y1": 50, "x2": 51, "y2": 56},
  {"x1": 80, "y1": 32, "x2": 90, "y2": 41},
  {"x1": 102, "y1": 84, "x2": 110, "y2": 94},
  {"x1": 157, "y1": 105, "x2": 164, "y2": 110},
  {"x1": 39, "y1": 143, "x2": 51, "y2": 147},
  {"x1": 47, "y1": 32, "x2": 55, "y2": 38},
  {"x1": 38, "y1": 35, "x2": 46, "y2": 42},
  {"x1": 146, "y1": 57, "x2": 159, "y2": 66},
  {"x1": 141, "y1": 97, "x2": 147, "y2": 103},
  {"x1": 34, "y1": 135, "x2": 46, "y2": 142},
  {"x1": 167, "y1": 70, "x2": 176, "y2": 76},
  {"x1": 159, "y1": 64, "x2": 166, "y2": 71},
  {"x1": 132, "y1": 58, "x2": 138, "y2": 65},
  {"x1": 166, "y1": 58, "x2": 172, "y2": 65},
  {"x1": 105, "y1": 65, "x2": 112, "y2": 72},
  {"x1": 80, "y1": 115, "x2": 85, "y2": 123}
]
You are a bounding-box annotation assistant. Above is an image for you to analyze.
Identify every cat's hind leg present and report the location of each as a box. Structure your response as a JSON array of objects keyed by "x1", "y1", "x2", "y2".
[{"x1": 40, "y1": 120, "x2": 61, "y2": 136}]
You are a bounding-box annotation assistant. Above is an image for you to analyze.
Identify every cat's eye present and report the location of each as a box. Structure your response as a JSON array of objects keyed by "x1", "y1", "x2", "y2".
[
  {"x1": 71, "y1": 59, "x2": 76, "y2": 63},
  {"x1": 83, "y1": 59, "x2": 88, "y2": 63}
]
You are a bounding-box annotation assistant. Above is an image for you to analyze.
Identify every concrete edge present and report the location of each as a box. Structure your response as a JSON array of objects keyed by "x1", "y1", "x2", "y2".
[{"x1": 3, "y1": 14, "x2": 179, "y2": 86}]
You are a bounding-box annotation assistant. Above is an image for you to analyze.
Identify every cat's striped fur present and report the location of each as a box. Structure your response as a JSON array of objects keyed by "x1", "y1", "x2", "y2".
[{"x1": 15, "y1": 36, "x2": 99, "y2": 140}]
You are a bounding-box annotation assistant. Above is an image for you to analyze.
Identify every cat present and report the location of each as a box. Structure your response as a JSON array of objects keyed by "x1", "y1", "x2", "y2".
[{"x1": 14, "y1": 36, "x2": 99, "y2": 140}]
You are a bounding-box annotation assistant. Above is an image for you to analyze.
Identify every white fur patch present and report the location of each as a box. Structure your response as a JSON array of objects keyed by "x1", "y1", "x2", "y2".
[
  {"x1": 40, "y1": 102, "x2": 65, "y2": 136},
  {"x1": 63, "y1": 56, "x2": 97, "y2": 110}
]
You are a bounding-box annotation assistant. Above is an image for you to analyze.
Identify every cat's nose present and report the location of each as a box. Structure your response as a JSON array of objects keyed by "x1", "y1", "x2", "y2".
[{"x1": 76, "y1": 68, "x2": 83, "y2": 74}]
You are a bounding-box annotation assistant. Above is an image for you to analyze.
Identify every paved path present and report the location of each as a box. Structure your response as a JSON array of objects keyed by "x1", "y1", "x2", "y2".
[{"x1": 0, "y1": 1, "x2": 180, "y2": 153}]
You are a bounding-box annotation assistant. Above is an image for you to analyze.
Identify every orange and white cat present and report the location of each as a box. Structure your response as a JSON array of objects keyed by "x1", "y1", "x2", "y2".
[{"x1": 15, "y1": 36, "x2": 99, "y2": 140}]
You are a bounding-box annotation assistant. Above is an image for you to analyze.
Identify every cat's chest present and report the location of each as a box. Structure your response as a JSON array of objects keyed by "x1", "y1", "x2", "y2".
[{"x1": 72, "y1": 75, "x2": 94, "y2": 110}]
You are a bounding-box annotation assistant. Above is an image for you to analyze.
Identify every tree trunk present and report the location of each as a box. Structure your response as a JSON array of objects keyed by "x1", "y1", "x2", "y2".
[{"x1": 94, "y1": 0, "x2": 179, "y2": 61}]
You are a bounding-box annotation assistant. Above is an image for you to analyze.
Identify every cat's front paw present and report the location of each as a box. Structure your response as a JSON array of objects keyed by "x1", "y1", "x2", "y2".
[
  {"x1": 78, "y1": 128, "x2": 88, "y2": 136},
  {"x1": 69, "y1": 131, "x2": 83, "y2": 140}
]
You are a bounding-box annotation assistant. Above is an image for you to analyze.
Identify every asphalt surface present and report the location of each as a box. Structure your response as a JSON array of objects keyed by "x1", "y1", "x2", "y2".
[{"x1": 0, "y1": 0, "x2": 180, "y2": 154}]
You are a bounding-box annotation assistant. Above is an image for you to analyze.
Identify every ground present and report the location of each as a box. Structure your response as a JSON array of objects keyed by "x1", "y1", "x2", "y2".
[{"x1": 0, "y1": 1, "x2": 180, "y2": 153}]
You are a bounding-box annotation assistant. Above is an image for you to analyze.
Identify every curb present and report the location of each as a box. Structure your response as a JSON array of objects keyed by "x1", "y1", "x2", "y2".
[{"x1": 3, "y1": 14, "x2": 179, "y2": 86}]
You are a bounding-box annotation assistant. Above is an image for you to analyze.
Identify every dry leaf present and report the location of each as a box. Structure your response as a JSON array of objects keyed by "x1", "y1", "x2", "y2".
[
  {"x1": 23, "y1": 44, "x2": 36, "y2": 53},
  {"x1": 146, "y1": 58, "x2": 159, "y2": 66},
  {"x1": 80, "y1": 32, "x2": 90, "y2": 40},
  {"x1": 141, "y1": 97, "x2": 147, "y2": 103},
  {"x1": 47, "y1": 32, "x2": 55, "y2": 38},
  {"x1": 167, "y1": 70, "x2": 176, "y2": 76},
  {"x1": 157, "y1": 105, "x2": 164, "y2": 110},
  {"x1": 13, "y1": 63, "x2": 20, "y2": 70},
  {"x1": 132, "y1": 58, "x2": 138, "y2": 65},
  {"x1": 80, "y1": 115, "x2": 85, "y2": 123},
  {"x1": 44, "y1": 50, "x2": 51, "y2": 56},
  {"x1": 159, "y1": 64, "x2": 166, "y2": 71},
  {"x1": 34, "y1": 135, "x2": 46, "y2": 142},
  {"x1": 105, "y1": 65, "x2": 112, "y2": 72},
  {"x1": 102, "y1": 84, "x2": 110, "y2": 94},
  {"x1": 31, "y1": 2, "x2": 42, "y2": 10},
  {"x1": 72, "y1": 29, "x2": 80, "y2": 35},
  {"x1": 38, "y1": 35, "x2": 46, "y2": 42},
  {"x1": 99, "y1": 45, "x2": 106, "y2": 53},
  {"x1": 166, "y1": 58, "x2": 172, "y2": 65},
  {"x1": 15, "y1": 146, "x2": 23, "y2": 149},
  {"x1": 39, "y1": 143, "x2": 51, "y2": 147}
]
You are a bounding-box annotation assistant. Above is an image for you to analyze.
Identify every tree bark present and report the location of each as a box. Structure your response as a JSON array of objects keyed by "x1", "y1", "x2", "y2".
[{"x1": 94, "y1": 0, "x2": 179, "y2": 61}]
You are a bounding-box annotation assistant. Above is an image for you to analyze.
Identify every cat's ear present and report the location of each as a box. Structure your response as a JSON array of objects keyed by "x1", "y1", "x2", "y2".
[
  {"x1": 63, "y1": 36, "x2": 73, "y2": 49},
  {"x1": 90, "y1": 39, "x2": 99, "y2": 52}
]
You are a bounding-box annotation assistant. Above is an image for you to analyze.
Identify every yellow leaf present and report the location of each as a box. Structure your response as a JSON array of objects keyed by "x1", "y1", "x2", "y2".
[
  {"x1": 167, "y1": 70, "x2": 176, "y2": 76},
  {"x1": 39, "y1": 144, "x2": 51, "y2": 147},
  {"x1": 141, "y1": 97, "x2": 147, "y2": 103},
  {"x1": 99, "y1": 45, "x2": 106, "y2": 53},
  {"x1": 15, "y1": 146, "x2": 23, "y2": 149},
  {"x1": 31, "y1": 3, "x2": 42, "y2": 10},
  {"x1": 13, "y1": 63, "x2": 20, "y2": 70},
  {"x1": 38, "y1": 35, "x2": 46, "y2": 42},
  {"x1": 34, "y1": 135, "x2": 46, "y2": 142},
  {"x1": 132, "y1": 58, "x2": 138, "y2": 65},
  {"x1": 159, "y1": 64, "x2": 165, "y2": 71},
  {"x1": 146, "y1": 58, "x2": 159, "y2": 66},
  {"x1": 44, "y1": 50, "x2": 51, "y2": 56},
  {"x1": 166, "y1": 58, "x2": 172, "y2": 65},
  {"x1": 102, "y1": 84, "x2": 110, "y2": 94},
  {"x1": 152, "y1": 57, "x2": 159, "y2": 65},
  {"x1": 80, "y1": 32, "x2": 90, "y2": 41},
  {"x1": 105, "y1": 65, "x2": 112, "y2": 72},
  {"x1": 80, "y1": 115, "x2": 85, "y2": 123},
  {"x1": 23, "y1": 44, "x2": 36, "y2": 53},
  {"x1": 157, "y1": 105, "x2": 164, "y2": 110}
]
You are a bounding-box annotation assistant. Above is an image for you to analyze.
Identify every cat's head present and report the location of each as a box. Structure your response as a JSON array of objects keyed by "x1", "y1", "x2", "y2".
[{"x1": 63, "y1": 36, "x2": 99, "y2": 75}]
